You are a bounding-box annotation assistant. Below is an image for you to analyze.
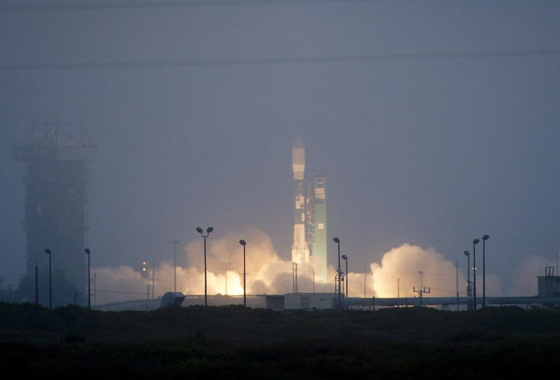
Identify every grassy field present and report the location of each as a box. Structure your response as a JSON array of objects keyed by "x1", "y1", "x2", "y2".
[{"x1": 1, "y1": 302, "x2": 560, "y2": 378}]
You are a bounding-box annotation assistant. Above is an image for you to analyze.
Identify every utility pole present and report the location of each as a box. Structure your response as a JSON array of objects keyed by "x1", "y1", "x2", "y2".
[
  {"x1": 169, "y1": 240, "x2": 180, "y2": 293},
  {"x1": 413, "y1": 286, "x2": 431, "y2": 307},
  {"x1": 413, "y1": 271, "x2": 430, "y2": 307}
]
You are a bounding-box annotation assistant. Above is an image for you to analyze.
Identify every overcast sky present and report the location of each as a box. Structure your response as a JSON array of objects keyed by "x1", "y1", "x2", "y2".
[{"x1": 1, "y1": 0, "x2": 559, "y2": 293}]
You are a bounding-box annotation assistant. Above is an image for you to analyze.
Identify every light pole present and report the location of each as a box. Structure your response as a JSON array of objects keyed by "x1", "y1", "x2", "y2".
[
  {"x1": 85, "y1": 248, "x2": 91, "y2": 309},
  {"x1": 482, "y1": 234, "x2": 490, "y2": 308},
  {"x1": 412, "y1": 271, "x2": 431, "y2": 307},
  {"x1": 342, "y1": 255, "x2": 348, "y2": 297},
  {"x1": 196, "y1": 227, "x2": 214, "y2": 306},
  {"x1": 464, "y1": 251, "x2": 471, "y2": 299},
  {"x1": 169, "y1": 240, "x2": 180, "y2": 293},
  {"x1": 44, "y1": 248, "x2": 52, "y2": 309},
  {"x1": 473, "y1": 239, "x2": 480, "y2": 310},
  {"x1": 239, "y1": 240, "x2": 246, "y2": 307},
  {"x1": 333, "y1": 237, "x2": 341, "y2": 308}
]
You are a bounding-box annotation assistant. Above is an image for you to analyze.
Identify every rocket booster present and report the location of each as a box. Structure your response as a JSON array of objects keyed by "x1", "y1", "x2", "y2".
[
  {"x1": 292, "y1": 137, "x2": 309, "y2": 264},
  {"x1": 292, "y1": 137, "x2": 305, "y2": 181}
]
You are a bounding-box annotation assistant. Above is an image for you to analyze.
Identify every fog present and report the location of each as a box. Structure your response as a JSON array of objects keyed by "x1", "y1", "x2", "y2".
[{"x1": 1, "y1": 1, "x2": 560, "y2": 301}]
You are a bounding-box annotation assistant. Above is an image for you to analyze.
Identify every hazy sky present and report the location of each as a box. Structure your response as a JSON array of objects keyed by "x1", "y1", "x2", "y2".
[{"x1": 1, "y1": 0, "x2": 559, "y2": 293}]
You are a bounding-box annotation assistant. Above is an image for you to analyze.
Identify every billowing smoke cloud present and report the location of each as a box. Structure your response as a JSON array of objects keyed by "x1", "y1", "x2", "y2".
[
  {"x1": 182, "y1": 226, "x2": 289, "y2": 294},
  {"x1": 93, "y1": 227, "x2": 321, "y2": 304},
  {"x1": 370, "y1": 244, "x2": 503, "y2": 298},
  {"x1": 347, "y1": 271, "x2": 374, "y2": 298},
  {"x1": 371, "y1": 244, "x2": 465, "y2": 298},
  {"x1": 93, "y1": 239, "x2": 509, "y2": 305}
]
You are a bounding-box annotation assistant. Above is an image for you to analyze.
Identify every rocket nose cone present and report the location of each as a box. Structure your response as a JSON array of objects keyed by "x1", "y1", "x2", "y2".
[{"x1": 293, "y1": 137, "x2": 304, "y2": 149}]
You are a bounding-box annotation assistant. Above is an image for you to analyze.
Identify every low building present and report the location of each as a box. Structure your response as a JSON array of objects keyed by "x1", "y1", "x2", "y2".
[
  {"x1": 284, "y1": 293, "x2": 335, "y2": 310},
  {"x1": 265, "y1": 295, "x2": 285, "y2": 311}
]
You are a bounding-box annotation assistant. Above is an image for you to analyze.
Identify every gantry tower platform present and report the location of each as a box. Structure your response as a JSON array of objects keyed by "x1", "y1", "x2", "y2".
[{"x1": 12, "y1": 122, "x2": 95, "y2": 305}]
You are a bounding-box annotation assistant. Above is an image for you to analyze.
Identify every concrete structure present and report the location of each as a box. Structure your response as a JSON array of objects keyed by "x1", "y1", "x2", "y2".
[
  {"x1": 285, "y1": 293, "x2": 335, "y2": 310},
  {"x1": 12, "y1": 122, "x2": 95, "y2": 306}
]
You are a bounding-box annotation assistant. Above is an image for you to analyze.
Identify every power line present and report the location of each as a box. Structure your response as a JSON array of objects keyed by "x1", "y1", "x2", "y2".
[
  {"x1": 0, "y1": 0, "x2": 395, "y2": 13},
  {"x1": 1, "y1": 48, "x2": 559, "y2": 72}
]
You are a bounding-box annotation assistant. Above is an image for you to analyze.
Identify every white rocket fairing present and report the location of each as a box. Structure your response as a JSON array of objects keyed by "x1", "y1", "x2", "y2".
[
  {"x1": 292, "y1": 137, "x2": 310, "y2": 265},
  {"x1": 292, "y1": 137, "x2": 305, "y2": 180}
]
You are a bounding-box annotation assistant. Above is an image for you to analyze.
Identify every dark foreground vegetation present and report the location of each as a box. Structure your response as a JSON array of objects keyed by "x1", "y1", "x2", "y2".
[{"x1": 1, "y1": 303, "x2": 560, "y2": 379}]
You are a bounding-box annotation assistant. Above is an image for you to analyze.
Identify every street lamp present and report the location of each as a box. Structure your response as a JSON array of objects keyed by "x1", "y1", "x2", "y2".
[
  {"x1": 342, "y1": 255, "x2": 348, "y2": 298},
  {"x1": 196, "y1": 227, "x2": 214, "y2": 306},
  {"x1": 333, "y1": 237, "x2": 341, "y2": 308},
  {"x1": 239, "y1": 239, "x2": 246, "y2": 307},
  {"x1": 482, "y1": 234, "x2": 490, "y2": 308},
  {"x1": 44, "y1": 248, "x2": 52, "y2": 309},
  {"x1": 85, "y1": 248, "x2": 91, "y2": 309},
  {"x1": 473, "y1": 239, "x2": 480, "y2": 310},
  {"x1": 463, "y1": 251, "x2": 471, "y2": 300}
]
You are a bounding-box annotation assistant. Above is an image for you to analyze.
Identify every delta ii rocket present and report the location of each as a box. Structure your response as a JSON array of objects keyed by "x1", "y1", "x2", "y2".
[{"x1": 292, "y1": 137, "x2": 310, "y2": 265}]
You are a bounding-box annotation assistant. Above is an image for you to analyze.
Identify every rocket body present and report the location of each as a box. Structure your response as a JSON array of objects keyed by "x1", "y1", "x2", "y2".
[
  {"x1": 292, "y1": 137, "x2": 305, "y2": 181},
  {"x1": 292, "y1": 138, "x2": 310, "y2": 265}
]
